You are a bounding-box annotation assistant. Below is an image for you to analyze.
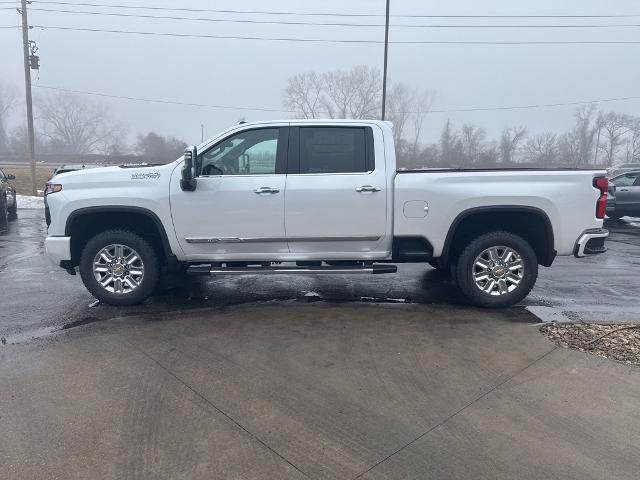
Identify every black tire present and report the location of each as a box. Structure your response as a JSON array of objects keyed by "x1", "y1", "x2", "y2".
[
  {"x1": 8, "y1": 197, "x2": 17, "y2": 221},
  {"x1": 79, "y1": 229, "x2": 160, "y2": 306},
  {"x1": 0, "y1": 192, "x2": 8, "y2": 228},
  {"x1": 428, "y1": 260, "x2": 443, "y2": 270},
  {"x1": 455, "y1": 231, "x2": 538, "y2": 308}
]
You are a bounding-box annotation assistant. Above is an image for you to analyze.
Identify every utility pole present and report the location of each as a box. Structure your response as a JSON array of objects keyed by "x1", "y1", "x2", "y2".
[
  {"x1": 20, "y1": 0, "x2": 37, "y2": 196},
  {"x1": 381, "y1": 0, "x2": 390, "y2": 120}
]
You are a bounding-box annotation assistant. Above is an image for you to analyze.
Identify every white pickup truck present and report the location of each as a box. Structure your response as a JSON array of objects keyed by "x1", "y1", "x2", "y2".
[{"x1": 44, "y1": 120, "x2": 609, "y2": 308}]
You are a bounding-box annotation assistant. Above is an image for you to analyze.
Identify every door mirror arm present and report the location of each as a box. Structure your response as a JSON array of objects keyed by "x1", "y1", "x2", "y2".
[{"x1": 180, "y1": 146, "x2": 197, "y2": 192}]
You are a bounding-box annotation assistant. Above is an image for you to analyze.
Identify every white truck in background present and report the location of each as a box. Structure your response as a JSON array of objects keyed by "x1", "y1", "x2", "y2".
[{"x1": 44, "y1": 120, "x2": 609, "y2": 308}]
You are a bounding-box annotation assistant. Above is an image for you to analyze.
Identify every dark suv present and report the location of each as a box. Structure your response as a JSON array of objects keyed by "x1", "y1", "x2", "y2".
[{"x1": 0, "y1": 168, "x2": 18, "y2": 226}]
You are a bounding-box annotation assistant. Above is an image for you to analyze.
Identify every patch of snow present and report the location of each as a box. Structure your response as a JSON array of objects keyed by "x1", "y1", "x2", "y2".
[{"x1": 16, "y1": 195, "x2": 45, "y2": 209}]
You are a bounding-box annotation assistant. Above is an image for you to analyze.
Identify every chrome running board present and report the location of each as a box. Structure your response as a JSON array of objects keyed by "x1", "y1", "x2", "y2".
[{"x1": 187, "y1": 263, "x2": 397, "y2": 276}]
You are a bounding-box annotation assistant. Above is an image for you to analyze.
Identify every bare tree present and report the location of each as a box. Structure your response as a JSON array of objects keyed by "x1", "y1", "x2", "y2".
[
  {"x1": 599, "y1": 111, "x2": 632, "y2": 167},
  {"x1": 37, "y1": 92, "x2": 124, "y2": 154},
  {"x1": 410, "y1": 90, "x2": 434, "y2": 161},
  {"x1": 386, "y1": 83, "x2": 412, "y2": 155},
  {"x1": 322, "y1": 65, "x2": 382, "y2": 119},
  {"x1": 0, "y1": 82, "x2": 18, "y2": 152},
  {"x1": 283, "y1": 71, "x2": 325, "y2": 119},
  {"x1": 460, "y1": 123, "x2": 486, "y2": 165},
  {"x1": 523, "y1": 132, "x2": 558, "y2": 165},
  {"x1": 626, "y1": 116, "x2": 640, "y2": 164},
  {"x1": 282, "y1": 67, "x2": 433, "y2": 162},
  {"x1": 136, "y1": 132, "x2": 186, "y2": 163},
  {"x1": 439, "y1": 119, "x2": 457, "y2": 164},
  {"x1": 573, "y1": 105, "x2": 599, "y2": 166},
  {"x1": 499, "y1": 126, "x2": 527, "y2": 163}
]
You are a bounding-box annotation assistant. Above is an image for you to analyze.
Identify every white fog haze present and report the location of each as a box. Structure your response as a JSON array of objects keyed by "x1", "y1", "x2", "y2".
[{"x1": 1, "y1": 0, "x2": 639, "y2": 156}]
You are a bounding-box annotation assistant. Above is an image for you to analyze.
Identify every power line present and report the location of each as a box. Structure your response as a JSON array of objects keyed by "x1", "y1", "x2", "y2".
[
  {"x1": 28, "y1": 25, "x2": 640, "y2": 44},
  {"x1": 24, "y1": 7, "x2": 640, "y2": 29},
  {"x1": 33, "y1": 84, "x2": 640, "y2": 115},
  {"x1": 34, "y1": 85, "x2": 293, "y2": 112},
  {"x1": 430, "y1": 96, "x2": 640, "y2": 113},
  {"x1": 30, "y1": 1, "x2": 640, "y2": 19},
  {"x1": 25, "y1": 7, "x2": 386, "y2": 27},
  {"x1": 30, "y1": 1, "x2": 389, "y2": 17}
]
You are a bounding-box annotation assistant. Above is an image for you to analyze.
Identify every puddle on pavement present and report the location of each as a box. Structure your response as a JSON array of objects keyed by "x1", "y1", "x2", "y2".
[{"x1": 1, "y1": 327, "x2": 55, "y2": 345}]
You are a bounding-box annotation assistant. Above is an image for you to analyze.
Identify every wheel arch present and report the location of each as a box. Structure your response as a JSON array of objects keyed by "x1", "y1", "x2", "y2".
[
  {"x1": 65, "y1": 206, "x2": 178, "y2": 269},
  {"x1": 440, "y1": 206, "x2": 556, "y2": 268}
]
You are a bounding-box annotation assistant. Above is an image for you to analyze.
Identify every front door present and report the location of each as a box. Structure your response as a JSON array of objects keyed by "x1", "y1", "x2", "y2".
[
  {"x1": 171, "y1": 126, "x2": 289, "y2": 260},
  {"x1": 284, "y1": 125, "x2": 389, "y2": 258}
]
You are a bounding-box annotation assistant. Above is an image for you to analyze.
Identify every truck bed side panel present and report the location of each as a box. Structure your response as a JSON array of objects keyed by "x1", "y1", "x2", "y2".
[{"x1": 393, "y1": 170, "x2": 605, "y2": 257}]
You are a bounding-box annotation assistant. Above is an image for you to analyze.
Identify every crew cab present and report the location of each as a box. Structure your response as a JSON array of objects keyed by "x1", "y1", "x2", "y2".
[{"x1": 44, "y1": 120, "x2": 609, "y2": 308}]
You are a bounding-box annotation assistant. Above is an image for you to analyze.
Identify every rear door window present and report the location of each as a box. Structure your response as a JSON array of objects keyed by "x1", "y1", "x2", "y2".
[{"x1": 299, "y1": 127, "x2": 371, "y2": 174}]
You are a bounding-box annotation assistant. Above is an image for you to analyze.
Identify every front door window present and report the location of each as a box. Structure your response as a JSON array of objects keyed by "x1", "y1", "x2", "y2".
[{"x1": 199, "y1": 128, "x2": 280, "y2": 176}]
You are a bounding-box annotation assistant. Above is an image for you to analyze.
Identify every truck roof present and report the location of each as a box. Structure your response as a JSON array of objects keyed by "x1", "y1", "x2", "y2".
[{"x1": 232, "y1": 119, "x2": 393, "y2": 127}]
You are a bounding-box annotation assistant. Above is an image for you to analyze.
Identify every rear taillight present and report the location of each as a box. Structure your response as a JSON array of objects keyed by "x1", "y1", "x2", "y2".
[{"x1": 593, "y1": 176, "x2": 608, "y2": 219}]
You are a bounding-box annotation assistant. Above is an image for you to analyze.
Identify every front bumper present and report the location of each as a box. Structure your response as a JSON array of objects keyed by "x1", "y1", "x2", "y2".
[
  {"x1": 573, "y1": 228, "x2": 609, "y2": 258},
  {"x1": 45, "y1": 236, "x2": 71, "y2": 265}
]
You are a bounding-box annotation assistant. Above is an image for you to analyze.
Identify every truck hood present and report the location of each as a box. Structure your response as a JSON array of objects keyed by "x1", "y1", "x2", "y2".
[{"x1": 53, "y1": 162, "x2": 178, "y2": 185}]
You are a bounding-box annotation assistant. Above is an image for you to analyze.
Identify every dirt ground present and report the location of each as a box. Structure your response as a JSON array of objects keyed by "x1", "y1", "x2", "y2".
[{"x1": 542, "y1": 323, "x2": 640, "y2": 365}]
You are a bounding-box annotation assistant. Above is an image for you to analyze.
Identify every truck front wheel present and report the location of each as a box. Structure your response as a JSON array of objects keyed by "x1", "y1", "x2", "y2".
[
  {"x1": 79, "y1": 229, "x2": 159, "y2": 306},
  {"x1": 455, "y1": 231, "x2": 538, "y2": 308}
]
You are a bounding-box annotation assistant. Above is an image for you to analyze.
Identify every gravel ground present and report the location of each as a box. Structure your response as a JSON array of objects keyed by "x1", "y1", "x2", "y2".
[{"x1": 541, "y1": 323, "x2": 640, "y2": 366}]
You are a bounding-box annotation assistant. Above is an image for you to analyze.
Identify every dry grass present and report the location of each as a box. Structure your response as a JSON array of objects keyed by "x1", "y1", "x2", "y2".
[{"x1": 0, "y1": 165, "x2": 55, "y2": 196}]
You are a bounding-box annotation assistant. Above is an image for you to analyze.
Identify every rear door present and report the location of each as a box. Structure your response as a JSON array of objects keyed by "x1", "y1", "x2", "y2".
[
  {"x1": 284, "y1": 124, "x2": 389, "y2": 258},
  {"x1": 612, "y1": 172, "x2": 640, "y2": 214}
]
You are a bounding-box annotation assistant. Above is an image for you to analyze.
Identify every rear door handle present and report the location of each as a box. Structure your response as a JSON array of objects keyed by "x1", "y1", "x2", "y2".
[
  {"x1": 356, "y1": 185, "x2": 381, "y2": 193},
  {"x1": 254, "y1": 186, "x2": 280, "y2": 194},
  {"x1": 619, "y1": 188, "x2": 629, "y2": 192}
]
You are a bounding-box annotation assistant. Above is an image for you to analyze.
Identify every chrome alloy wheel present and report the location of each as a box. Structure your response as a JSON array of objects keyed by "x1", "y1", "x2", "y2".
[
  {"x1": 93, "y1": 244, "x2": 144, "y2": 294},
  {"x1": 472, "y1": 246, "x2": 524, "y2": 296}
]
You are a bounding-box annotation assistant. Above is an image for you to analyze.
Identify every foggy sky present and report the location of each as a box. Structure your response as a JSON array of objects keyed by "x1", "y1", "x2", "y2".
[{"x1": 1, "y1": 0, "x2": 640, "y2": 146}]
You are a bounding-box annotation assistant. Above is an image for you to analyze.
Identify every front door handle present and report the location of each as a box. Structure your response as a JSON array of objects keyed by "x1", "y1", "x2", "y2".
[
  {"x1": 254, "y1": 186, "x2": 280, "y2": 194},
  {"x1": 356, "y1": 185, "x2": 381, "y2": 193}
]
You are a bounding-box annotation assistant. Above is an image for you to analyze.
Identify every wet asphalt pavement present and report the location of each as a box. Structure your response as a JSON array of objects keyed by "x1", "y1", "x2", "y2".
[
  {"x1": 1, "y1": 209, "x2": 639, "y2": 340},
  {"x1": 2, "y1": 209, "x2": 640, "y2": 480}
]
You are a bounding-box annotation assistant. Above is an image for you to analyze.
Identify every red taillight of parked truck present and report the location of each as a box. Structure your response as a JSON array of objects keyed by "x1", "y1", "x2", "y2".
[{"x1": 593, "y1": 176, "x2": 608, "y2": 219}]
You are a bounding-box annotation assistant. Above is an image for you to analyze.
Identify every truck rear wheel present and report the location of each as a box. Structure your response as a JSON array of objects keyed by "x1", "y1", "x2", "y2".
[
  {"x1": 79, "y1": 229, "x2": 159, "y2": 306},
  {"x1": 455, "y1": 231, "x2": 538, "y2": 308}
]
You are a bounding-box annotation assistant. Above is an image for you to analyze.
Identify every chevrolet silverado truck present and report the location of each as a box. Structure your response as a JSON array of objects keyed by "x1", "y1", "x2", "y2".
[{"x1": 44, "y1": 120, "x2": 609, "y2": 308}]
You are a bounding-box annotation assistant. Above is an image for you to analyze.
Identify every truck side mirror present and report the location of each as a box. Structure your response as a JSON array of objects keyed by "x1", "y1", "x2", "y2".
[{"x1": 180, "y1": 146, "x2": 197, "y2": 192}]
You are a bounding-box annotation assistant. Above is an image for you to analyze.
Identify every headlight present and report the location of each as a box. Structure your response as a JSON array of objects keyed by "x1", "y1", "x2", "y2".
[{"x1": 44, "y1": 183, "x2": 62, "y2": 195}]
